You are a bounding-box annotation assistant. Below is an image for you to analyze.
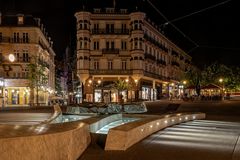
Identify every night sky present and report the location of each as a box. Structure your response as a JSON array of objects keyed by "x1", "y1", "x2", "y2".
[{"x1": 0, "y1": 0, "x2": 239, "y2": 68}]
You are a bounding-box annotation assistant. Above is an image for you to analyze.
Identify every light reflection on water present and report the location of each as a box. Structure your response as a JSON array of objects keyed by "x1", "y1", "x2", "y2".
[{"x1": 96, "y1": 117, "x2": 140, "y2": 134}]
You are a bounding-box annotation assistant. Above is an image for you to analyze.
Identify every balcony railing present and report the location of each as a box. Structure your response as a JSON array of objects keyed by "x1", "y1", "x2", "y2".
[
  {"x1": 90, "y1": 69, "x2": 132, "y2": 75},
  {"x1": 102, "y1": 48, "x2": 120, "y2": 54},
  {"x1": 0, "y1": 37, "x2": 29, "y2": 43},
  {"x1": 171, "y1": 61, "x2": 180, "y2": 67},
  {"x1": 144, "y1": 34, "x2": 168, "y2": 52},
  {"x1": 91, "y1": 29, "x2": 129, "y2": 35},
  {"x1": 144, "y1": 53, "x2": 156, "y2": 61},
  {"x1": 157, "y1": 59, "x2": 167, "y2": 66}
]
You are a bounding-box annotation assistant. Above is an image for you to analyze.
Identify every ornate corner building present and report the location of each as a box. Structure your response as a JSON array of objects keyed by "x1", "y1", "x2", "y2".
[
  {"x1": 0, "y1": 13, "x2": 55, "y2": 107},
  {"x1": 75, "y1": 8, "x2": 192, "y2": 103}
]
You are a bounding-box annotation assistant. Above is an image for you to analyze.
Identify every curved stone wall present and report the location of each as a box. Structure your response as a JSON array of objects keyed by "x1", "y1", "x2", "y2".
[{"x1": 105, "y1": 112, "x2": 206, "y2": 151}]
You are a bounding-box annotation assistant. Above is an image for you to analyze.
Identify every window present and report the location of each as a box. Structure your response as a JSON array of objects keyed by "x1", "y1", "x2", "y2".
[
  {"x1": 106, "y1": 24, "x2": 114, "y2": 33},
  {"x1": 106, "y1": 41, "x2": 115, "y2": 49},
  {"x1": 78, "y1": 20, "x2": 88, "y2": 30},
  {"x1": 120, "y1": 9, "x2": 127, "y2": 14},
  {"x1": 94, "y1": 8, "x2": 101, "y2": 13},
  {"x1": 94, "y1": 24, "x2": 99, "y2": 30},
  {"x1": 106, "y1": 41, "x2": 110, "y2": 49},
  {"x1": 23, "y1": 50, "x2": 29, "y2": 62},
  {"x1": 108, "y1": 60, "x2": 113, "y2": 70},
  {"x1": 121, "y1": 40, "x2": 127, "y2": 50},
  {"x1": 122, "y1": 61, "x2": 127, "y2": 70},
  {"x1": 23, "y1": 33, "x2": 29, "y2": 43},
  {"x1": 122, "y1": 24, "x2": 127, "y2": 32},
  {"x1": 14, "y1": 50, "x2": 20, "y2": 62},
  {"x1": 84, "y1": 24, "x2": 87, "y2": 30},
  {"x1": 13, "y1": 32, "x2": 20, "y2": 43},
  {"x1": 139, "y1": 42, "x2": 142, "y2": 50},
  {"x1": 134, "y1": 41, "x2": 138, "y2": 49},
  {"x1": 94, "y1": 61, "x2": 99, "y2": 70},
  {"x1": 111, "y1": 41, "x2": 115, "y2": 49},
  {"x1": 79, "y1": 40, "x2": 83, "y2": 49},
  {"x1": 18, "y1": 16, "x2": 24, "y2": 25},
  {"x1": 94, "y1": 41, "x2": 99, "y2": 50}
]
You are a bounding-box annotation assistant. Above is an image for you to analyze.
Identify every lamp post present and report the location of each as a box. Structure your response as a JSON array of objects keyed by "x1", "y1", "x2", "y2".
[
  {"x1": 183, "y1": 80, "x2": 187, "y2": 96},
  {"x1": 125, "y1": 79, "x2": 129, "y2": 102},
  {"x1": 219, "y1": 78, "x2": 224, "y2": 100},
  {"x1": 1, "y1": 54, "x2": 16, "y2": 107},
  {"x1": 134, "y1": 79, "x2": 138, "y2": 101},
  {"x1": 88, "y1": 79, "x2": 93, "y2": 102}
]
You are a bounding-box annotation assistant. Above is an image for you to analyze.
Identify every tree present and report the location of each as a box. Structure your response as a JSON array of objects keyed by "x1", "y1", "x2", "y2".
[
  {"x1": 27, "y1": 61, "x2": 48, "y2": 106},
  {"x1": 184, "y1": 68, "x2": 202, "y2": 96},
  {"x1": 202, "y1": 62, "x2": 235, "y2": 91},
  {"x1": 114, "y1": 79, "x2": 131, "y2": 103}
]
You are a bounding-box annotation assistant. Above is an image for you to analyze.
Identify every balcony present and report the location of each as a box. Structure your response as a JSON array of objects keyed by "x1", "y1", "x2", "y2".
[
  {"x1": 172, "y1": 50, "x2": 179, "y2": 57},
  {"x1": 144, "y1": 34, "x2": 168, "y2": 52},
  {"x1": 171, "y1": 61, "x2": 180, "y2": 67},
  {"x1": 157, "y1": 59, "x2": 167, "y2": 66},
  {"x1": 144, "y1": 53, "x2": 156, "y2": 61},
  {"x1": 92, "y1": 29, "x2": 129, "y2": 35},
  {"x1": 0, "y1": 37, "x2": 29, "y2": 43},
  {"x1": 90, "y1": 69, "x2": 132, "y2": 75},
  {"x1": 102, "y1": 48, "x2": 119, "y2": 54}
]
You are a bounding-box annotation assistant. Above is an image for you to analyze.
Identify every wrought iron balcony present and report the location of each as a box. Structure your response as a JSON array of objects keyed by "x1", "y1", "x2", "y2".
[
  {"x1": 144, "y1": 34, "x2": 168, "y2": 52},
  {"x1": 0, "y1": 37, "x2": 29, "y2": 43},
  {"x1": 144, "y1": 53, "x2": 156, "y2": 61},
  {"x1": 171, "y1": 61, "x2": 180, "y2": 67},
  {"x1": 91, "y1": 29, "x2": 129, "y2": 35},
  {"x1": 90, "y1": 69, "x2": 132, "y2": 75}
]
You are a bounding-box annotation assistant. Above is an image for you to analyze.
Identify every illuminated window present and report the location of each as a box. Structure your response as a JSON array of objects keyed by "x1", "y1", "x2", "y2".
[
  {"x1": 94, "y1": 61, "x2": 99, "y2": 70},
  {"x1": 18, "y1": 16, "x2": 24, "y2": 25},
  {"x1": 93, "y1": 41, "x2": 99, "y2": 50},
  {"x1": 108, "y1": 60, "x2": 113, "y2": 70},
  {"x1": 121, "y1": 40, "x2": 127, "y2": 50},
  {"x1": 122, "y1": 61, "x2": 127, "y2": 70}
]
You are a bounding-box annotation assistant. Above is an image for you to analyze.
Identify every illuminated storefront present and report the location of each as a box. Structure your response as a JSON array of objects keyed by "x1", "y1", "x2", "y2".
[{"x1": 4, "y1": 87, "x2": 30, "y2": 105}]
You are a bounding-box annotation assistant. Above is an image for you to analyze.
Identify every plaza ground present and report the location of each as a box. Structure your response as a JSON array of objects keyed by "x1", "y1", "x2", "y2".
[{"x1": 79, "y1": 100, "x2": 240, "y2": 160}]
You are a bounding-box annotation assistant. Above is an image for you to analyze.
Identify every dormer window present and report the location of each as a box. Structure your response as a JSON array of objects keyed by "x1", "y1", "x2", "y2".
[
  {"x1": 120, "y1": 9, "x2": 127, "y2": 14},
  {"x1": 18, "y1": 16, "x2": 24, "y2": 25},
  {"x1": 106, "y1": 8, "x2": 115, "y2": 13},
  {"x1": 94, "y1": 8, "x2": 101, "y2": 13}
]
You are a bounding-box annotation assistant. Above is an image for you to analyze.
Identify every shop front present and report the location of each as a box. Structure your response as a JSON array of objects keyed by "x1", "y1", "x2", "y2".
[
  {"x1": 139, "y1": 80, "x2": 157, "y2": 101},
  {"x1": 4, "y1": 87, "x2": 30, "y2": 106}
]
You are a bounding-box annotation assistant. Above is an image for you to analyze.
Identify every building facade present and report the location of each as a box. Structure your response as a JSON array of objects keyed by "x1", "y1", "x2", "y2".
[
  {"x1": 0, "y1": 13, "x2": 55, "y2": 107},
  {"x1": 75, "y1": 8, "x2": 191, "y2": 103}
]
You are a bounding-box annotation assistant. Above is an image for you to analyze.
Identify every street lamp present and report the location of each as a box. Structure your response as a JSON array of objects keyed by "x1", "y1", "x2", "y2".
[
  {"x1": 8, "y1": 54, "x2": 15, "y2": 62},
  {"x1": 134, "y1": 79, "x2": 139, "y2": 100},
  {"x1": 183, "y1": 80, "x2": 187, "y2": 85},
  {"x1": 219, "y1": 78, "x2": 224, "y2": 100},
  {"x1": 1, "y1": 54, "x2": 15, "y2": 108}
]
